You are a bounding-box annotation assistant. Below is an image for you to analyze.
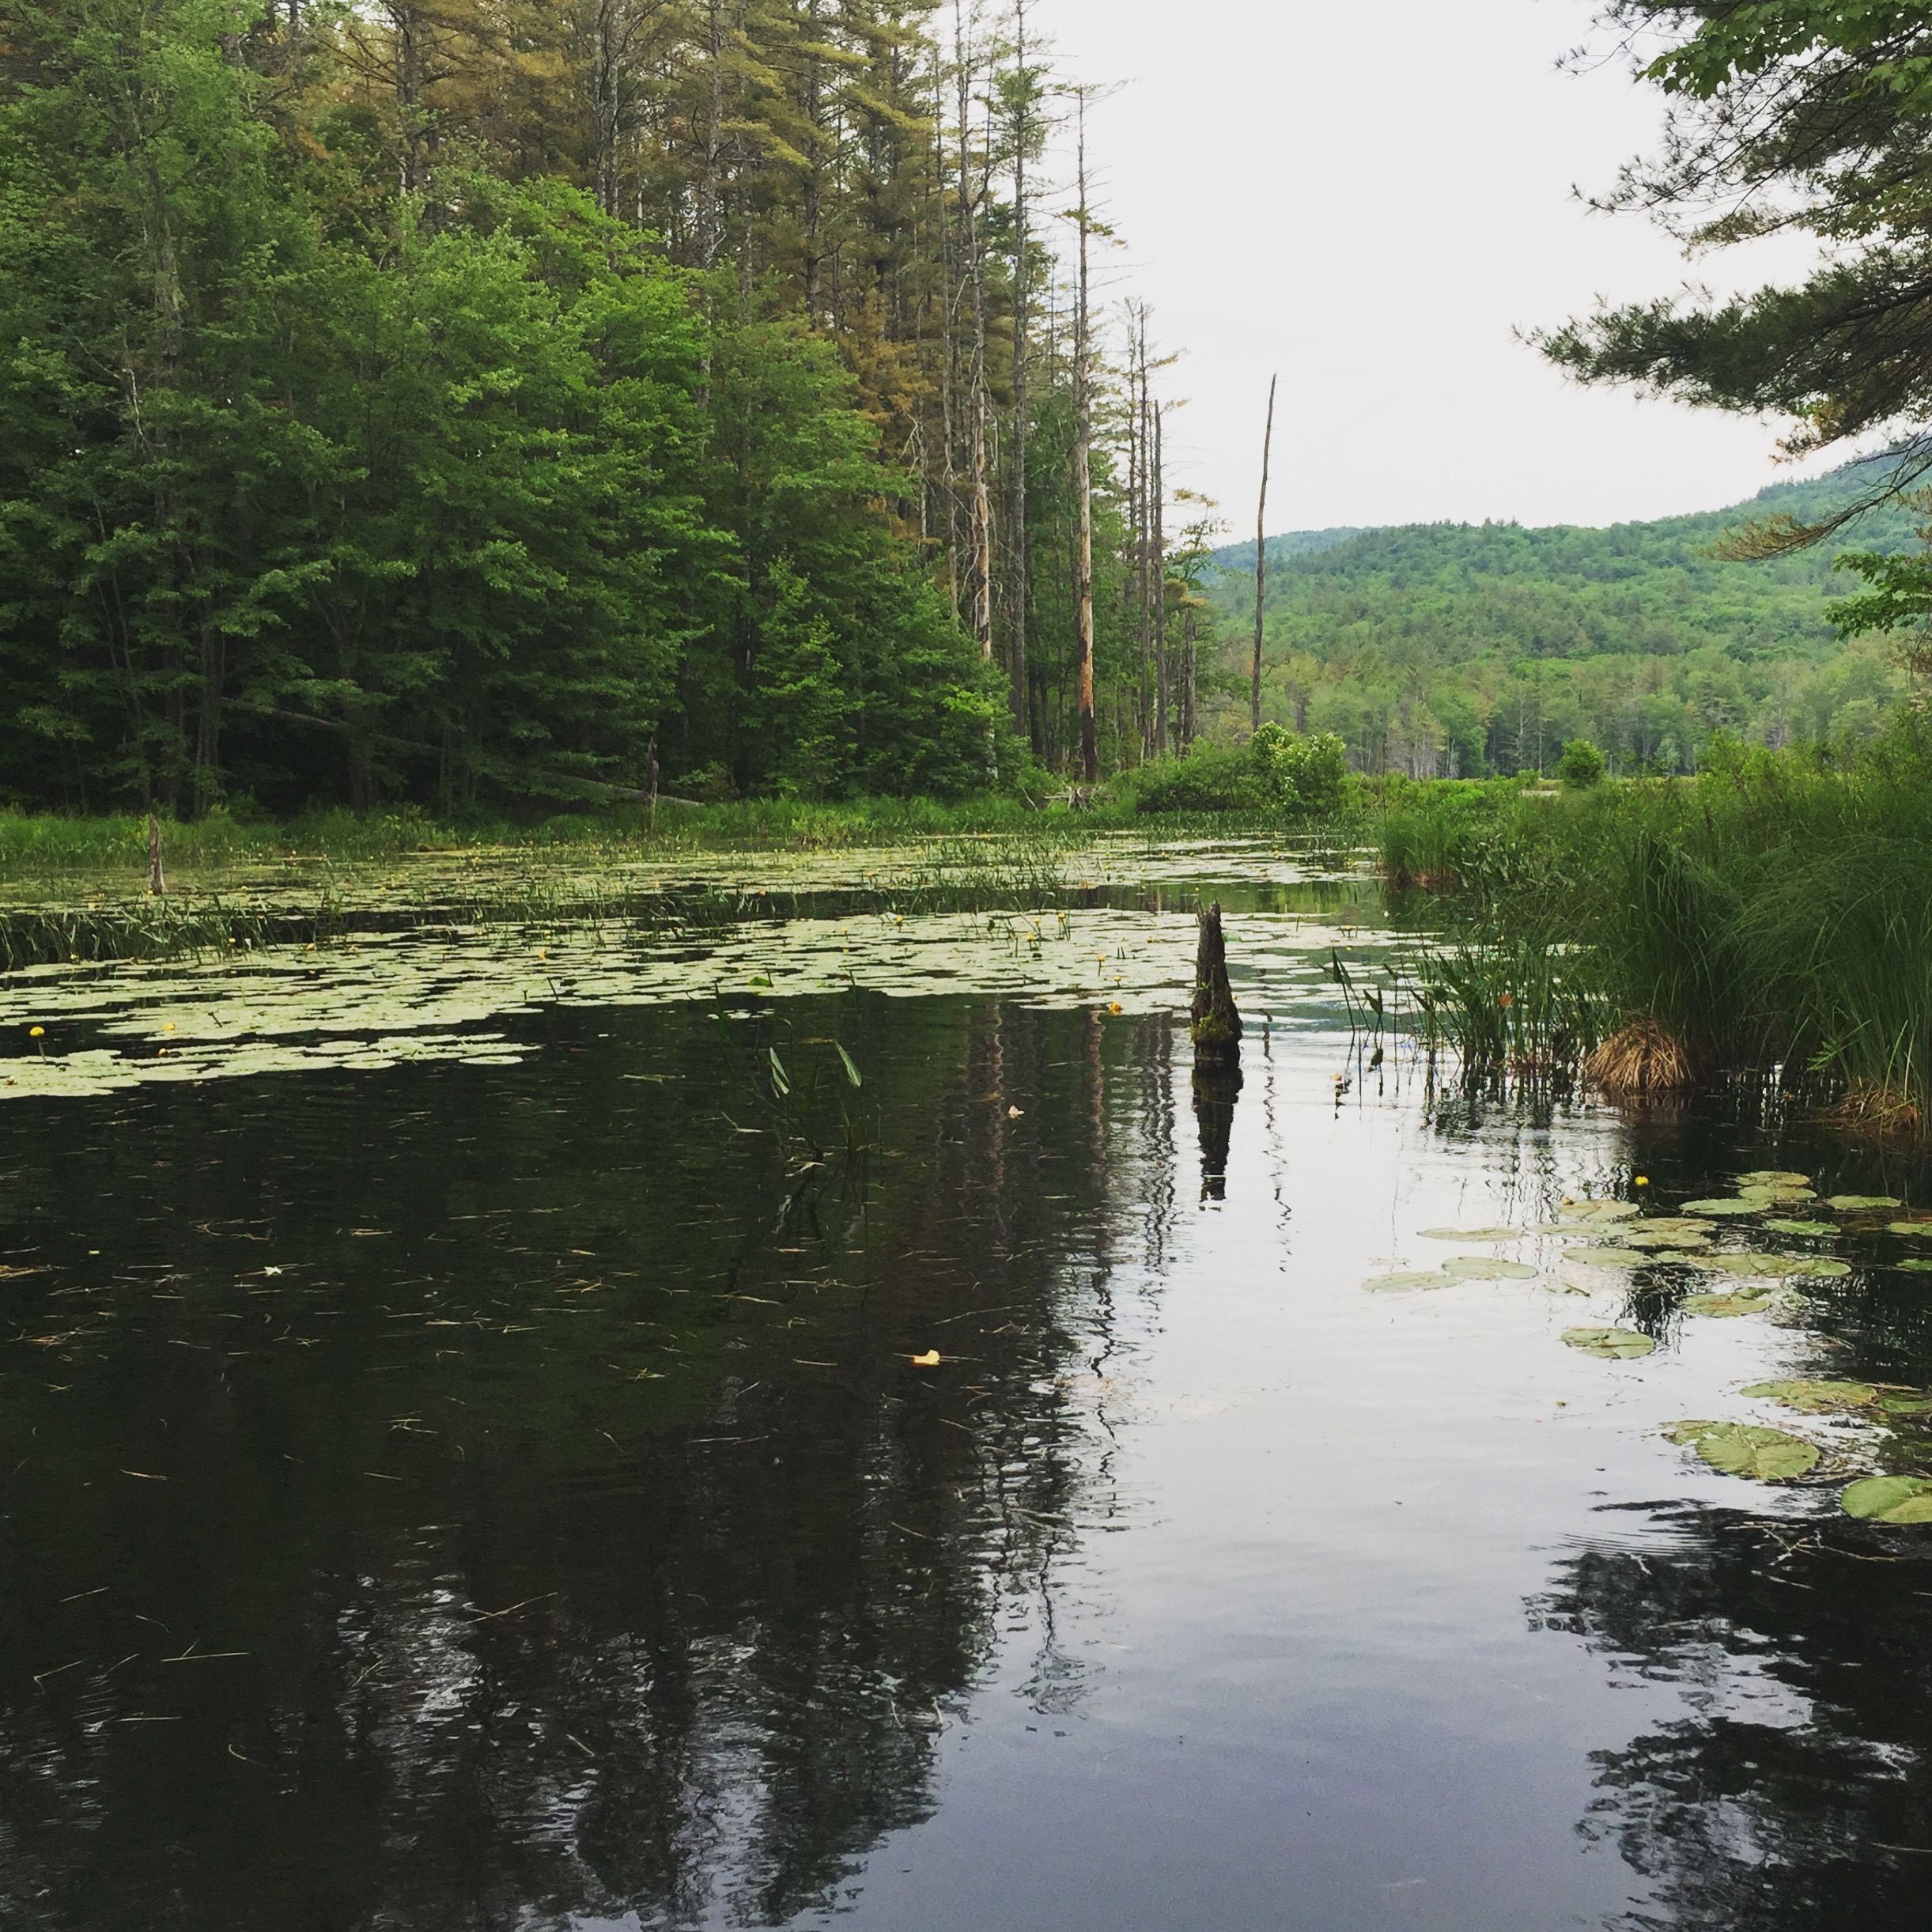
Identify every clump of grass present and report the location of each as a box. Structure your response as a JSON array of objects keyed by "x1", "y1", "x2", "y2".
[
  {"x1": 1410, "y1": 917, "x2": 1606, "y2": 1083},
  {"x1": 1583, "y1": 1019, "x2": 1698, "y2": 1100}
]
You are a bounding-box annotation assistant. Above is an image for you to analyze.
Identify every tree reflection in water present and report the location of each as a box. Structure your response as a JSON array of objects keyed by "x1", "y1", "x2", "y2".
[
  {"x1": 1533, "y1": 1505, "x2": 1932, "y2": 1929},
  {"x1": 0, "y1": 996, "x2": 1182, "y2": 1930}
]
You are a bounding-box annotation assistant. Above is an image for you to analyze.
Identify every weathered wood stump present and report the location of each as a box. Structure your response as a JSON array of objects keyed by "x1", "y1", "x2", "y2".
[{"x1": 1189, "y1": 902, "x2": 1242, "y2": 1068}]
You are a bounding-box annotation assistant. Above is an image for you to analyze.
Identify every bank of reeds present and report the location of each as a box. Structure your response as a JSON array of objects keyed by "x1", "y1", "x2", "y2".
[{"x1": 1371, "y1": 720, "x2": 1932, "y2": 1136}]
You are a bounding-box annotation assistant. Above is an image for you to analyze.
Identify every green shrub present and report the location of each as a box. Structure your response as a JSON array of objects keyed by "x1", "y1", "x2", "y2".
[
  {"x1": 1558, "y1": 738, "x2": 1606, "y2": 789},
  {"x1": 1132, "y1": 745, "x2": 1272, "y2": 814}
]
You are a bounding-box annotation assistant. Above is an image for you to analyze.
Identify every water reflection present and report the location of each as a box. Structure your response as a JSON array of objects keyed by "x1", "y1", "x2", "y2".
[
  {"x1": 1191, "y1": 1064, "x2": 1242, "y2": 1202},
  {"x1": 0, "y1": 996, "x2": 1174, "y2": 1930},
  {"x1": 1533, "y1": 1507, "x2": 1932, "y2": 1928}
]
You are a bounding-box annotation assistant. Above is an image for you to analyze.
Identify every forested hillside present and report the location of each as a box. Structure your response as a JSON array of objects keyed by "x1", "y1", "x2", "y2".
[
  {"x1": 1206, "y1": 466, "x2": 1922, "y2": 776},
  {"x1": 0, "y1": 0, "x2": 1192, "y2": 815}
]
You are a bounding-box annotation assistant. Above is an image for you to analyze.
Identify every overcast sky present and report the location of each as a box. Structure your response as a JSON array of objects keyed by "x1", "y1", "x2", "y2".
[{"x1": 1039, "y1": 0, "x2": 1832, "y2": 538}]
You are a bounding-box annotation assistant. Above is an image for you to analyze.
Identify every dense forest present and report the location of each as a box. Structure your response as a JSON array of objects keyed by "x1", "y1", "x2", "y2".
[
  {"x1": 1204, "y1": 465, "x2": 1922, "y2": 778},
  {"x1": 0, "y1": 0, "x2": 1201, "y2": 815}
]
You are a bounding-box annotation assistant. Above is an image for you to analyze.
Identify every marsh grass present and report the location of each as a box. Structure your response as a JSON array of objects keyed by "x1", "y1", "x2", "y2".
[{"x1": 1371, "y1": 719, "x2": 1932, "y2": 1135}]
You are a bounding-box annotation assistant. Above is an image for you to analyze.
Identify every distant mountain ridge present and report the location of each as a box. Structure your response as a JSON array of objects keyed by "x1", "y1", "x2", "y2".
[
  {"x1": 1209, "y1": 457, "x2": 1915, "y2": 580},
  {"x1": 1195, "y1": 458, "x2": 1918, "y2": 777}
]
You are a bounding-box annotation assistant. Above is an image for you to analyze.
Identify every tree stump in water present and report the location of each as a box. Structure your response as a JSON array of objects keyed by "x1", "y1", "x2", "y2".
[{"x1": 1190, "y1": 902, "x2": 1242, "y2": 1068}]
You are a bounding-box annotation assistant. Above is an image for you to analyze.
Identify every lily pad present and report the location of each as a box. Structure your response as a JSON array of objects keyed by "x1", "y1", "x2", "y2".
[
  {"x1": 1620, "y1": 1228, "x2": 1711, "y2": 1249},
  {"x1": 1889, "y1": 1222, "x2": 1932, "y2": 1238},
  {"x1": 1683, "y1": 1198, "x2": 1766, "y2": 1217},
  {"x1": 1671, "y1": 1421, "x2": 1820, "y2": 1481},
  {"x1": 1653, "y1": 1250, "x2": 1720, "y2": 1268},
  {"x1": 1363, "y1": 1269, "x2": 1452, "y2": 1292},
  {"x1": 1682, "y1": 1292, "x2": 1771, "y2": 1318},
  {"x1": 1738, "y1": 1170, "x2": 1812, "y2": 1188},
  {"x1": 1703, "y1": 1253, "x2": 1811, "y2": 1279},
  {"x1": 1741, "y1": 1378, "x2": 1878, "y2": 1412},
  {"x1": 1764, "y1": 1219, "x2": 1837, "y2": 1237},
  {"x1": 1441, "y1": 1255, "x2": 1538, "y2": 1280},
  {"x1": 1638, "y1": 1217, "x2": 1722, "y2": 1236},
  {"x1": 1900, "y1": 1258, "x2": 1932, "y2": 1274},
  {"x1": 1567, "y1": 1246, "x2": 1651, "y2": 1267},
  {"x1": 1878, "y1": 1392, "x2": 1932, "y2": 1416},
  {"x1": 1559, "y1": 1200, "x2": 1639, "y2": 1222},
  {"x1": 1794, "y1": 1258, "x2": 1852, "y2": 1279},
  {"x1": 1840, "y1": 1475, "x2": 1932, "y2": 1523},
  {"x1": 1417, "y1": 1226, "x2": 1522, "y2": 1242},
  {"x1": 1563, "y1": 1326, "x2": 1656, "y2": 1359},
  {"x1": 1828, "y1": 1194, "x2": 1903, "y2": 1212}
]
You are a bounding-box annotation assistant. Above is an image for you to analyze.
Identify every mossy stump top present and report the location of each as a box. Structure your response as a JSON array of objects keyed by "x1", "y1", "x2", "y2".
[{"x1": 1190, "y1": 902, "x2": 1243, "y2": 1068}]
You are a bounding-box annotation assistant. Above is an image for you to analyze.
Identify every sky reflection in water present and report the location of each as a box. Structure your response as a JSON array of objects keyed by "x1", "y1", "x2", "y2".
[{"x1": 2, "y1": 891, "x2": 1930, "y2": 1930}]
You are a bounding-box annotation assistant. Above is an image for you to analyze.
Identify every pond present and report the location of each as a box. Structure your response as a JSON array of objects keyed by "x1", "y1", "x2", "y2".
[{"x1": 2, "y1": 838, "x2": 1930, "y2": 1930}]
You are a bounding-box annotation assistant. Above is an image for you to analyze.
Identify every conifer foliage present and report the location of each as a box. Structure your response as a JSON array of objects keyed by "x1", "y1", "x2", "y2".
[{"x1": 0, "y1": 0, "x2": 1200, "y2": 811}]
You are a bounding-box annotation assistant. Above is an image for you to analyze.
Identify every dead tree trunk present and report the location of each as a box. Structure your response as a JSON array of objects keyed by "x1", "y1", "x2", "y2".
[
  {"x1": 1251, "y1": 372, "x2": 1276, "y2": 735},
  {"x1": 1190, "y1": 902, "x2": 1242, "y2": 1067}
]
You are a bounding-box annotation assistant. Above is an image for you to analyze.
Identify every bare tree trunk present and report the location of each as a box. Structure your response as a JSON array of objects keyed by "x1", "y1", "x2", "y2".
[
  {"x1": 1008, "y1": 0, "x2": 1031, "y2": 746},
  {"x1": 1073, "y1": 94, "x2": 1097, "y2": 785},
  {"x1": 1251, "y1": 372, "x2": 1276, "y2": 735},
  {"x1": 146, "y1": 812, "x2": 166, "y2": 897},
  {"x1": 1152, "y1": 402, "x2": 1168, "y2": 757},
  {"x1": 1182, "y1": 604, "x2": 1197, "y2": 749}
]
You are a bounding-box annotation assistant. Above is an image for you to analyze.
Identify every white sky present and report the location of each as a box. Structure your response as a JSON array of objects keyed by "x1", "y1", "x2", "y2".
[{"x1": 1041, "y1": 0, "x2": 1833, "y2": 536}]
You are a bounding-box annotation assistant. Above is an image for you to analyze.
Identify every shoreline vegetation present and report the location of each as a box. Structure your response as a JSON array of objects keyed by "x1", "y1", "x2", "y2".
[{"x1": 6, "y1": 708, "x2": 1930, "y2": 1147}]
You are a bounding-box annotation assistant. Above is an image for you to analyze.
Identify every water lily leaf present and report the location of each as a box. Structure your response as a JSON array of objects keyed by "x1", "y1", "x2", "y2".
[
  {"x1": 1677, "y1": 1422, "x2": 1820, "y2": 1481},
  {"x1": 1619, "y1": 1228, "x2": 1711, "y2": 1249},
  {"x1": 1794, "y1": 1258, "x2": 1852, "y2": 1279},
  {"x1": 1878, "y1": 1393, "x2": 1932, "y2": 1416},
  {"x1": 1682, "y1": 1292, "x2": 1771, "y2": 1318},
  {"x1": 1442, "y1": 1255, "x2": 1538, "y2": 1280},
  {"x1": 1738, "y1": 1170, "x2": 1812, "y2": 1188},
  {"x1": 1639, "y1": 1217, "x2": 1722, "y2": 1236},
  {"x1": 1684, "y1": 1198, "x2": 1766, "y2": 1217},
  {"x1": 1741, "y1": 1379, "x2": 1877, "y2": 1412},
  {"x1": 1363, "y1": 1269, "x2": 1452, "y2": 1292},
  {"x1": 1567, "y1": 1246, "x2": 1651, "y2": 1267},
  {"x1": 1889, "y1": 1222, "x2": 1932, "y2": 1238},
  {"x1": 1900, "y1": 1257, "x2": 1932, "y2": 1273},
  {"x1": 1417, "y1": 1226, "x2": 1522, "y2": 1242},
  {"x1": 1703, "y1": 1253, "x2": 1811, "y2": 1279},
  {"x1": 1764, "y1": 1219, "x2": 1837, "y2": 1237},
  {"x1": 1828, "y1": 1194, "x2": 1903, "y2": 1212},
  {"x1": 1563, "y1": 1326, "x2": 1655, "y2": 1359},
  {"x1": 1840, "y1": 1475, "x2": 1932, "y2": 1523},
  {"x1": 1559, "y1": 1200, "x2": 1639, "y2": 1222},
  {"x1": 1662, "y1": 1420, "x2": 1723, "y2": 1444}
]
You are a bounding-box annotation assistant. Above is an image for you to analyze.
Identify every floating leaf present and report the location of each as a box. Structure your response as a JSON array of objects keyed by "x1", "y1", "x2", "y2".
[
  {"x1": 909, "y1": 1350, "x2": 941, "y2": 1367},
  {"x1": 1417, "y1": 1226, "x2": 1522, "y2": 1242},
  {"x1": 1840, "y1": 1475, "x2": 1932, "y2": 1523},
  {"x1": 1567, "y1": 1246, "x2": 1651, "y2": 1267},
  {"x1": 1828, "y1": 1194, "x2": 1902, "y2": 1212},
  {"x1": 1675, "y1": 1422, "x2": 1820, "y2": 1481},
  {"x1": 1620, "y1": 1228, "x2": 1711, "y2": 1250},
  {"x1": 1684, "y1": 1198, "x2": 1765, "y2": 1217},
  {"x1": 1560, "y1": 1200, "x2": 1639, "y2": 1222},
  {"x1": 1738, "y1": 1170, "x2": 1812, "y2": 1188},
  {"x1": 1878, "y1": 1392, "x2": 1932, "y2": 1416},
  {"x1": 1662, "y1": 1420, "x2": 1723, "y2": 1444},
  {"x1": 1563, "y1": 1326, "x2": 1655, "y2": 1359},
  {"x1": 1639, "y1": 1216, "x2": 1722, "y2": 1235},
  {"x1": 1900, "y1": 1258, "x2": 1932, "y2": 1274},
  {"x1": 1795, "y1": 1258, "x2": 1852, "y2": 1279},
  {"x1": 1741, "y1": 1379, "x2": 1878, "y2": 1412},
  {"x1": 1889, "y1": 1222, "x2": 1932, "y2": 1238},
  {"x1": 1703, "y1": 1253, "x2": 1812, "y2": 1279},
  {"x1": 1764, "y1": 1219, "x2": 1837, "y2": 1237},
  {"x1": 1682, "y1": 1292, "x2": 1771, "y2": 1318},
  {"x1": 1363, "y1": 1269, "x2": 1452, "y2": 1292},
  {"x1": 1441, "y1": 1256, "x2": 1538, "y2": 1280}
]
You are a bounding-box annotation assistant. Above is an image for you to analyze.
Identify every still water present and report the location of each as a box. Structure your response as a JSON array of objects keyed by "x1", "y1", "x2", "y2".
[{"x1": 3, "y1": 849, "x2": 1931, "y2": 1930}]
